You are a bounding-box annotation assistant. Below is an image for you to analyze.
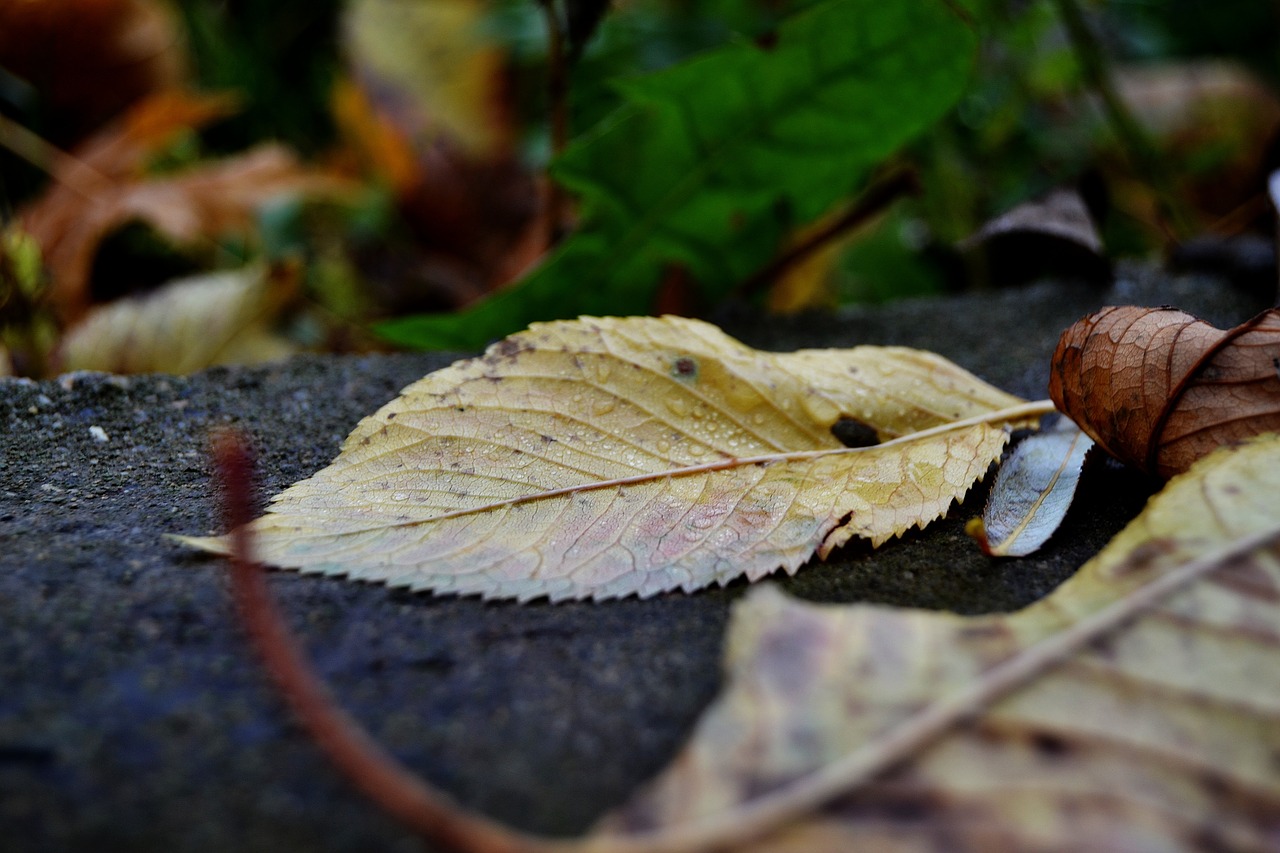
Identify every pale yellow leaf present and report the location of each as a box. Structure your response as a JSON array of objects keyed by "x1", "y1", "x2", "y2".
[
  {"x1": 58, "y1": 266, "x2": 297, "y2": 375},
  {"x1": 597, "y1": 432, "x2": 1280, "y2": 851},
  {"x1": 176, "y1": 315, "x2": 1039, "y2": 601},
  {"x1": 343, "y1": 0, "x2": 508, "y2": 157},
  {"x1": 971, "y1": 417, "x2": 1094, "y2": 557}
]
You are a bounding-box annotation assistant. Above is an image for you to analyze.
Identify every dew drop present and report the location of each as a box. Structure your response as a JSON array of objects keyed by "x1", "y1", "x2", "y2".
[
  {"x1": 391, "y1": 492, "x2": 409, "y2": 502},
  {"x1": 690, "y1": 515, "x2": 716, "y2": 530},
  {"x1": 656, "y1": 439, "x2": 672, "y2": 454},
  {"x1": 752, "y1": 412, "x2": 767, "y2": 425},
  {"x1": 593, "y1": 398, "x2": 617, "y2": 417},
  {"x1": 688, "y1": 443, "x2": 706, "y2": 457},
  {"x1": 665, "y1": 396, "x2": 691, "y2": 418}
]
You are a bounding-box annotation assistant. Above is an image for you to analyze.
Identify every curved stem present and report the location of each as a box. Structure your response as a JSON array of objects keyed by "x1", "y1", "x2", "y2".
[{"x1": 215, "y1": 431, "x2": 564, "y2": 853}]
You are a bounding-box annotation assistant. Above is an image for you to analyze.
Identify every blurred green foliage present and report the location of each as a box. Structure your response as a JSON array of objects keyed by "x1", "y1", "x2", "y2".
[{"x1": 2, "y1": 0, "x2": 1276, "y2": 356}]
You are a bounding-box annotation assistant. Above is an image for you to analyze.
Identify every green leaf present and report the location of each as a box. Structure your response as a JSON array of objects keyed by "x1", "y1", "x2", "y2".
[{"x1": 378, "y1": 0, "x2": 977, "y2": 350}]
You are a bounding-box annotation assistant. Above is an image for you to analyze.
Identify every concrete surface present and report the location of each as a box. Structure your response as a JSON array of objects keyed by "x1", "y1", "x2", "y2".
[{"x1": 1, "y1": 262, "x2": 1269, "y2": 852}]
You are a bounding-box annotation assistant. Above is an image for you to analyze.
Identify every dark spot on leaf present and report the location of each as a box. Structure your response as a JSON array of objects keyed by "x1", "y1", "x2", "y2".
[
  {"x1": 360, "y1": 437, "x2": 370, "y2": 445},
  {"x1": 1109, "y1": 538, "x2": 1179, "y2": 577},
  {"x1": 755, "y1": 30, "x2": 778, "y2": 50},
  {"x1": 386, "y1": 412, "x2": 397, "y2": 420},
  {"x1": 1031, "y1": 732, "x2": 1070, "y2": 758},
  {"x1": 493, "y1": 338, "x2": 527, "y2": 359},
  {"x1": 540, "y1": 434, "x2": 556, "y2": 443},
  {"x1": 1198, "y1": 769, "x2": 1231, "y2": 799},
  {"x1": 831, "y1": 416, "x2": 880, "y2": 448},
  {"x1": 671, "y1": 356, "x2": 699, "y2": 381}
]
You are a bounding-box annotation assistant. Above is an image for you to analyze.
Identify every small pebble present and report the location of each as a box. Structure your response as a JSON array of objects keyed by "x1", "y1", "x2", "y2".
[{"x1": 89, "y1": 425, "x2": 109, "y2": 444}]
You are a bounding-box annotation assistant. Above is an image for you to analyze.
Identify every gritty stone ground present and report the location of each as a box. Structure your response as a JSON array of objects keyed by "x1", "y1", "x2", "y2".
[{"x1": 0, "y1": 263, "x2": 1269, "y2": 852}]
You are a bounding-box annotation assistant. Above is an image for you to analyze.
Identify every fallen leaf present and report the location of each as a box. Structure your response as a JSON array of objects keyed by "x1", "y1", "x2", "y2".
[
  {"x1": 177, "y1": 316, "x2": 1044, "y2": 601},
  {"x1": 597, "y1": 432, "x2": 1280, "y2": 851},
  {"x1": 57, "y1": 265, "x2": 298, "y2": 375},
  {"x1": 968, "y1": 417, "x2": 1093, "y2": 558},
  {"x1": 19, "y1": 92, "x2": 340, "y2": 323},
  {"x1": 959, "y1": 186, "x2": 1110, "y2": 286},
  {"x1": 1049, "y1": 305, "x2": 1280, "y2": 478}
]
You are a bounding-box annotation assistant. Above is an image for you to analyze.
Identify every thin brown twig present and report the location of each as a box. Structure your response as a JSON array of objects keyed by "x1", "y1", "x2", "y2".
[
  {"x1": 0, "y1": 112, "x2": 116, "y2": 200},
  {"x1": 539, "y1": 0, "x2": 571, "y2": 242},
  {"x1": 214, "y1": 430, "x2": 556, "y2": 853},
  {"x1": 1051, "y1": 0, "x2": 1196, "y2": 241},
  {"x1": 735, "y1": 167, "x2": 920, "y2": 300}
]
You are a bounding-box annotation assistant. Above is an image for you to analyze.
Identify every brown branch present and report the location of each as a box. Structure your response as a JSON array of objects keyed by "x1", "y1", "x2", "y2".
[
  {"x1": 0, "y1": 112, "x2": 115, "y2": 200},
  {"x1": 736, "y1": 167, "x2": 920, "y2": 300},
  {"x1": 213, "y1": 430, "x2": 556, "y2": 853},
  {"x1": 539, "y1": 0, "x2": 572, "y2": 242}
]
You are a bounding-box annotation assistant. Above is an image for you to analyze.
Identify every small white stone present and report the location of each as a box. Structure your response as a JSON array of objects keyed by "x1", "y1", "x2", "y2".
[{"x1": 88, "y1": 425, "x2": 109, "y2": 444}]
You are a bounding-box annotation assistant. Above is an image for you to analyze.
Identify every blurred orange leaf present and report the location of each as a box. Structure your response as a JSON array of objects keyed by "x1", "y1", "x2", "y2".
[{"x1": 19, "y1": 91, "x2": 342, "y2": 323}]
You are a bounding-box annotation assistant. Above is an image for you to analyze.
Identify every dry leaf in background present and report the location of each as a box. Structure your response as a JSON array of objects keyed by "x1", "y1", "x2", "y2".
[
  {"x1": 177, "y1": 316, "x2": 1043, "y2": 601},
  {"x1": 1114, "y1": 61, "x2": 1280, "y2": 223},
  {"x1": 342, "y1": 0, "x2": 510, "y2": 159},
  {"x1": 19, "y1": 91, "x2": 340, "y2": 323},
  {"x1": 959, "y1": 186, "x2": 1110, "y2": 286},
  {"x1": 334, "y1": 0, "x2": 542, "y2": 313},
  {"x1": 1050, "y1": 305, "x2": 1280, "y2": 478},
  {"x1": 599, "y1": 432, "x2": 1280, "y2": 851},
  {"x1": 57, "y1": 265, "x2": 298, "y2": 375},
  {"x1": 765, "y1": 208, "x2": 860, "y2": 314},
  {"x1": 969, "y1": 417, "x2": 1094, "y2": 557},
  {"x1": 0, "y1": 0, "x2": 187, "y2": 143}
]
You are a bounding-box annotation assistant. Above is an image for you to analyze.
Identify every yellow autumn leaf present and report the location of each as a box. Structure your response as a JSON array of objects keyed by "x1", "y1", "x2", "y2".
[
  {"x1": 177, "y1": 315, "x2": 1044, "y2": 601},
  {"x1": 58, "y1": 265, "x2": 298, "y2": 375},
  {"x1": 342, "y1": 0, "x2": 508, "y2": 158},
  {"x1": 597, "y1": 432, "x2": 1280, "y2": 851}
]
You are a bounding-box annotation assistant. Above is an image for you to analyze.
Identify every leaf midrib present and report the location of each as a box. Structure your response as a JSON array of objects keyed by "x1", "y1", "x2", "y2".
[{"x1": 285, "y1": 401, "x2": 1049, "y2": 535}]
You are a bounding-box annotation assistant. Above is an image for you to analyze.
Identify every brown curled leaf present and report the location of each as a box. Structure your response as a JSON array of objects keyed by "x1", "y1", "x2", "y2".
[{"x1": 1049, "y1": 305, "x2": 1280, "y2": 478}]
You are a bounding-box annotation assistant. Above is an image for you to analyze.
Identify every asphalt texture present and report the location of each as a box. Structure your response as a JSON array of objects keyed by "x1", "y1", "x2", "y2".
[{"x1": 1, "y1": 262, "x2": 1271, "y2": 852}]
